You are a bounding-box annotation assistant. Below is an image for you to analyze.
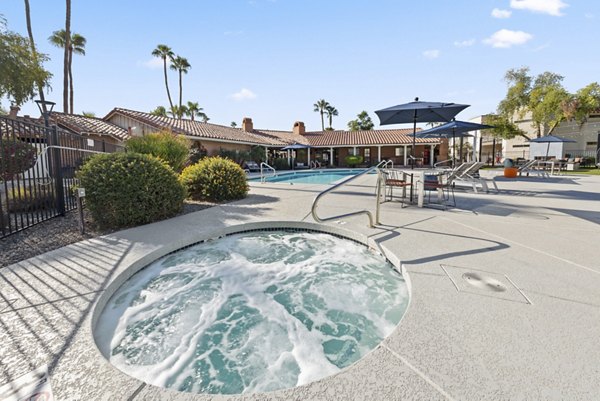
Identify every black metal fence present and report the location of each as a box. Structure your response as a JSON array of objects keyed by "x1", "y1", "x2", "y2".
[{"x1": 0, "y1": 116, "x2": 123, "y2": 238}]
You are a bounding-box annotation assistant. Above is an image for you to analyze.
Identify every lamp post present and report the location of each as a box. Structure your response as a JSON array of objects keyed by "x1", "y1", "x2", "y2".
[{"x1": 35, "y1": 99, "x2": 56, "y2": 127}]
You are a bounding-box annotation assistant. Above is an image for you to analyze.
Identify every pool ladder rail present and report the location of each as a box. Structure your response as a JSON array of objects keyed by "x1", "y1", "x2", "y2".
[
  {"x1": 260, "y1": 162, "x2": 277, "y2": 183},
  {"x1": 311, "y1": 160, "x2": 392, "y2": 228}
]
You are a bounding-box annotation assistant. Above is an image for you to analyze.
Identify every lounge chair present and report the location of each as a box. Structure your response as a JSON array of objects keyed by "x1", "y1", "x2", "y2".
[
  {"x1": 453, "y1": 162, "x2": 499, "y2": 193},
  {"x1": 518, "y1": 160, "x2": 548, "y2": 177},
  {"x1": 243, "y1": 160, "x2": 261, "y2": 172}
]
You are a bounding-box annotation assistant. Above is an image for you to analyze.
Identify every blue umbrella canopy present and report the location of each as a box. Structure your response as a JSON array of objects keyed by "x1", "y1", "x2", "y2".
[
  {"x1": 414, "y1": 120, "x2": 493, "y2": 167},
  {"x1": 528, "y1": 135, "x2": 576, "y2": 143},
  {"x1": 374, "y1": 98, "x2": 470, "y2": 168},
  {"x1": 281, "y1": 143, "x2": 312, "y2": 150},
  {"x1": 414, "y1": 120, "x2": 493, "y2": 138},
  {"x1": 375, "y1": 99, "x2": 470, "y2": 126},
  {"x1": 529, "y1": 135, "x2": 576, "y2": 159}
]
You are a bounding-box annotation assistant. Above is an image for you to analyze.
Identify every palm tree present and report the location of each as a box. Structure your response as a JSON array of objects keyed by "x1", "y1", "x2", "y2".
[
  {"x1": 201, "y1": 114, "x2": 210, "y2": 123},
  {"x1": 313, "y1": 99, "x2": 329, "y2": 131},
  {"x1": 150, "y1": 106, "x2": 167, "y2": 117},
  {"x1": 169, "y1": 56, "x2": 191, "y2": 118},
  {"x1": 49, "y1": 30, "x2": 86, "y2": 114},
  {"x1": 325, "y1": 104, "x2": 338, "y2": 130},
  {"x1": 186, "y1": 101, "x2": 207, "y2": 122},
  {"x1": 63, "y1": 0, "x2": 71, "y2": 113},
  {"x1": 151, "y1": 44, "x2": 175, "y2": 110},
  {"x1": 23, "y1": 0, "x2": 48, "y2": 114},
  {"x1": 81, "y1": 111, "x2": 95, "y2": 117}
]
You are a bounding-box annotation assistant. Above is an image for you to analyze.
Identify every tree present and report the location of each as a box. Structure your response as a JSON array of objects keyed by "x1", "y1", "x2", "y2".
[
  {"x1": 63, "y1": 0, "x2": 71, "y2": 113},
  {"x1": 484, "y1": 115, "x2": 529, "y2": 140},
  {"x1": 169, "y1": 105, "x2": 187, "y2": 119},
  {"x1": 48, "y1": 30, "x2": 86, "y2": 114},
  {"x1": 81, "y1": 111, "x2": 95, "y2": 117},
  {"x1": 0, "y1": 28, "x2": 51, "y2": 106},
  {"x1": 347, "y1": 111, "x2": 374, "y2": 131},
  {"x1": 230, "y1": 121, "x2": 237, "y2": 128},
  {"x1": 150, "y1": 106, "x2": 168, "y2": 117},
  {"x1": 186, "y1": 101, "x2": 207, "y2": 122},
  {"x1": 325, "y1": 104, "x2": 338, "y2": 130},
  {"x1": 170, "y1": 56, "x2": 191, "y2": 118},
  {"x1": 151, "y1": 44, "x2": 175, "y2": 110},
  {"x1": 498, "y1": 67, "x2": 532, "y2": 120},
  {"x1": 313, "y1": 99, "x2": 329, "y2": 131},
  {"x1": 571, "y1": 82, "x2": 600, "y2": 125},
  {"x1": 23, "y1": 0, "x2": 49, "y2": 113},
  {"x1": 201, "y1": 114, "x2": 210, "y2": 123}
]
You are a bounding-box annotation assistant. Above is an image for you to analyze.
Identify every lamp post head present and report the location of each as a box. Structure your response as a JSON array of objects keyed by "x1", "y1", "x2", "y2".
[{"x1": 35, "y1": 99, "x2": 56, "y2": 116}]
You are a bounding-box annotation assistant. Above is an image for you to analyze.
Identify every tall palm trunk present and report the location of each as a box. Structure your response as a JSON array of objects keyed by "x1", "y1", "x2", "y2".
[
  {"x1": 320, "y1": 111, "x2": 324, "y2": 131},
  {"x1": 63, "y1": 0, "x2": 71, "y2": 113},
  {"x1": 163, "y1": 57, "x2": 174, "y2": 110},
  {"x1": 178, "y1": 71, "x2": 183, "y2": 119},
  {"x1": 23, "y1": 0, "x2": 47, "y2": 113},
  {"x1": 68, "y1": 46, "x2": 73, "y2": 114}
]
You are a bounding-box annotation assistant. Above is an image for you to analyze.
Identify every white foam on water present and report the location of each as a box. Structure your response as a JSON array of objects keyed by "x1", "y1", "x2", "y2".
[{"x1": 95, "y1": 231, "x2": 408, "y2": 395}]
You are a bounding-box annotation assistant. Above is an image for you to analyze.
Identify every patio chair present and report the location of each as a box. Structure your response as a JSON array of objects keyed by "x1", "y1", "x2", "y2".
[
  {"x1": 518, "y1": 160, "x2": 548, "y2": 178},
  {"x1": 380, "y1": 169, "x2": 413, "y2": 207},
  {"x1": 423, "y1": 172, "x2": 455, "y2": 209}
]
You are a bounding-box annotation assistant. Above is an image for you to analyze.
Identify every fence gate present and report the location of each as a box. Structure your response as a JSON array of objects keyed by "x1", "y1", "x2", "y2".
[{"x1": 0, "y1": 116, "x2": 121, "y2": 238}]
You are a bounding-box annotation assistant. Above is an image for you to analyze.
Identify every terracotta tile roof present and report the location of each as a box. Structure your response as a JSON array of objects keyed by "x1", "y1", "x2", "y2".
[
  {"x1": 301, "y1": 128, "x2": 435, "y2": 147},
  {"x1": 50, "y1": 112, "x2": 129, "y2": 141},
  {"x1": 105, "y1": 108, "x2": 283, "y2": 146},
  {"x1": 103, "y1": 108, "x2": 439, "y2": 147}
]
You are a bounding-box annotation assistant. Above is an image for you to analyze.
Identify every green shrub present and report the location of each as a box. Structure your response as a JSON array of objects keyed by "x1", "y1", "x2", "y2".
[
  {"x1": 272, "y1": 158, "x2": 290, "y2": 170},
  {"x1": 345, "y1": 155, "x2": 363, "y2": 167},
  {"x1": 185, "y1": 146, "x2": 208, "y2": 167},
  {"x1": 6, "y1": 185, "x2": 55, "y2": 212},
  {"x1": 179, "y1": 156, "x2": 248, "y2": 202},
  {"x1": 0, "y1": 139, "x2": 37, "y2": 180},
  {"x1": 218, "y1": 148, "x2": 248, "y2": 164},
  {"x1": 77, "y1": 152, "x2": 185, "y2": 229},
  {"x1": 125, "y1": 131, "x2": 190, "y2": 172}
]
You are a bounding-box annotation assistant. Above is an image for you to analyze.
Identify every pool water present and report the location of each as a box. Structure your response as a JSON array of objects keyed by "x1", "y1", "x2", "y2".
[
  {"x1": 258, "y1": 170, "x2": 362, "y2": 184},
  {"x1": 95, "y1": 231, "x2": 408, "y2": 395}
]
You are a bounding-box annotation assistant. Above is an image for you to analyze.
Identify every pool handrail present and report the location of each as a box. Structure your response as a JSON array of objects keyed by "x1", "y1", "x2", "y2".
[
  {"x1": 260, "y1": 162, "x2": 276, "y2": 183},
  {"x1": 311, "y1": 161, "x2": 386, "y2": 228},
  {"x1": 380, "y1": 159, "x2": 393, "y2": 169}
]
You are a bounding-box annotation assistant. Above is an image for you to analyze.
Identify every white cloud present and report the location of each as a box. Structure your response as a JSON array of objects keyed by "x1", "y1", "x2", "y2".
[
  {"x1": 585, "y1": 13, "x2": 594, "y2": 19},
  {"x1": 453, "y1": 39, "x2": 475, "y2": 47},
  {"x1": 422, "y1": 49, "x2": 440, "y2": 59},
  {"x1": 510, "y1": 0, "x2": 568, "y2": 16},
  {"x1": 140, "y1": 58, "x2": 168, "y2": 69},
  {"x1": 483, "y1": 29, "x2": 533, "y2": 48},
  {"x1": 533, "y1": 42, "x2": 550, "y2": 52},
  {"x1": 491, "y1": 8, "x2": 512, "y2": 18},
  {"x1": 230, "y1": 88, "x2": 257, "y2": 101}
]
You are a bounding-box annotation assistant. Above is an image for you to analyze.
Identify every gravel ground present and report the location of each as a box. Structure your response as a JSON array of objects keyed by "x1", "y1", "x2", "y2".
[{"x1": 0, "y1": 201, "x2": 214, "y2": 268}]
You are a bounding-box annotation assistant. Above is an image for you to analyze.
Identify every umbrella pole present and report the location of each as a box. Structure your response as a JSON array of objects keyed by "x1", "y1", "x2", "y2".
[
  {"x1": 546, "y1": 142, "x2": 550, "y2": 160},
  {"x1": 452, "y1": 130, "x2": 456, "y2": 168},
  {"x1": 412, "y1": 112, "x2": 417, "y2": 169}
]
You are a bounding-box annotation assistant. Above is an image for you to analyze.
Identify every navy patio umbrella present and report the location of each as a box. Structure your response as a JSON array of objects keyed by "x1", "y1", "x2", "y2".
[
  {"x1": 281, "y1": 143, "x2": 312, "y2": 150},
  {"x1": 529, "y1": 135, "x2": 576, "y2": 159},
  {"x1": 415, "y1": 120, "x2": 493, "y2": 167},
  {"x1": 375, "y1": 98, "x2": 470, "y2": 168}
]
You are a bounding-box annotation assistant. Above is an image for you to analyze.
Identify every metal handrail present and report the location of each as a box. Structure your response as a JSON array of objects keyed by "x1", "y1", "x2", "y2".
[
  {"x1": 260, "y1": 162, "x2": 276, "y2": 183},
  {"x1": 380, "y1": 159, "x2": 393, "y2": 169},
  {"x1": 434, "y1": 158, "x2": 456, "y2": 168},
  {"x1": 311, "y1": 160, "x2": 387, "y2": 228}
]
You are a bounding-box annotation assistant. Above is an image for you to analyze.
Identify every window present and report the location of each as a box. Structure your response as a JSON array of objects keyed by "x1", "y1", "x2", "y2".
[
  {"x1": 395, "y1": 147, "x2": 402, "y2": 156},
  {"x1": 364, "y1": 148, "x2": 370, "y2": 157}
]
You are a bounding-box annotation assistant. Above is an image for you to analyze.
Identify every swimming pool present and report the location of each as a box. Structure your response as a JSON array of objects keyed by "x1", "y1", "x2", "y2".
[
  {"x1": 94, "y1": 229, "x2": 408, "y2": 395},
  {"x1": 254, "y1": 169, "x2": 364, "y2": 184}
]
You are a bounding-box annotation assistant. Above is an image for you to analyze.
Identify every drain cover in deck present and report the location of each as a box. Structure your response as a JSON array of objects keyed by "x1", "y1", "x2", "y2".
[{"x1": 440, "y1": 265, "x2": 531, "y2": 304}]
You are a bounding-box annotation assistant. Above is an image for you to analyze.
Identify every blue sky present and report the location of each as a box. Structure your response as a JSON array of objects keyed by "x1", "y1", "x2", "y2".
[{"x1": 2, "y1": 0, "x2": 599, "y2": 131}]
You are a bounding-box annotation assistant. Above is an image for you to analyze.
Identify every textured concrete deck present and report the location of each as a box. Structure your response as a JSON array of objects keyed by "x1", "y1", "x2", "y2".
[{"x1": 1, "y1": 171, "x2": 599, "y2": 400}]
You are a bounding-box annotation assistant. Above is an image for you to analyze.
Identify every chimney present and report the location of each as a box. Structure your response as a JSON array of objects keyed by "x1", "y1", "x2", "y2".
[
  {"x1": 9, "y1": 106, "x2": 20, "y2": 119},
  {"x1": 242, "y1": 117, "x2": 253, "y2": 132},
  {"x1": 293, "y1": 121, "x2": 306, "y2": 136}
]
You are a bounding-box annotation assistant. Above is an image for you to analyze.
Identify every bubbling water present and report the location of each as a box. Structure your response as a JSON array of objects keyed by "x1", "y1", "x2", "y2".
[{"x1": 95, "y1": 231, "x2": 408, "y2": 395}]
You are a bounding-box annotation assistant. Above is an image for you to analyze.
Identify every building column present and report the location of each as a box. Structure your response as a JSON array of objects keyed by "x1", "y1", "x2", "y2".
[
  {"x1": 329, "y1": 147, "x2": 334, "y2": 166},
  {"x1": 403, "y1": 145, "x2": 408, "y2": 166},
  {"x1": 307, "y1": 148, "x2": 311, "y2": 167},
  {"x1": 264, "y1": 146, "x2": 269, "y2": 164},
  {"x1": 287, "y1": 149, "x2": 291, "y2": 169},
  {"x1": 430, "y1": 145, "x2": 435, "y2": 166},
  {"x1": 377, "y1": 146, "x2": 382, "y2": 162},
  {"x1": 353, "y1": 146, "x2": 357, "y2": 156}
]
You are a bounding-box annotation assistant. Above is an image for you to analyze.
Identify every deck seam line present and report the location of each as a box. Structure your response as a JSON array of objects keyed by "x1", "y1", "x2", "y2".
[
  {"x1": 440, "y1": 216, "x2": 600, "y2": 276},
  {"x1": 382, "y1": 344, "x2": 457, "y2": 401},
  {"x1": 0, "y1": 290, "x2": 104, "y2": 315}
]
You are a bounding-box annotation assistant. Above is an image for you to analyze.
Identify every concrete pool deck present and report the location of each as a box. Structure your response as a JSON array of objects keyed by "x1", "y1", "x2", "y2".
[{"x1": 1, "y1": 171, "x2": 599, "y2": 400}]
